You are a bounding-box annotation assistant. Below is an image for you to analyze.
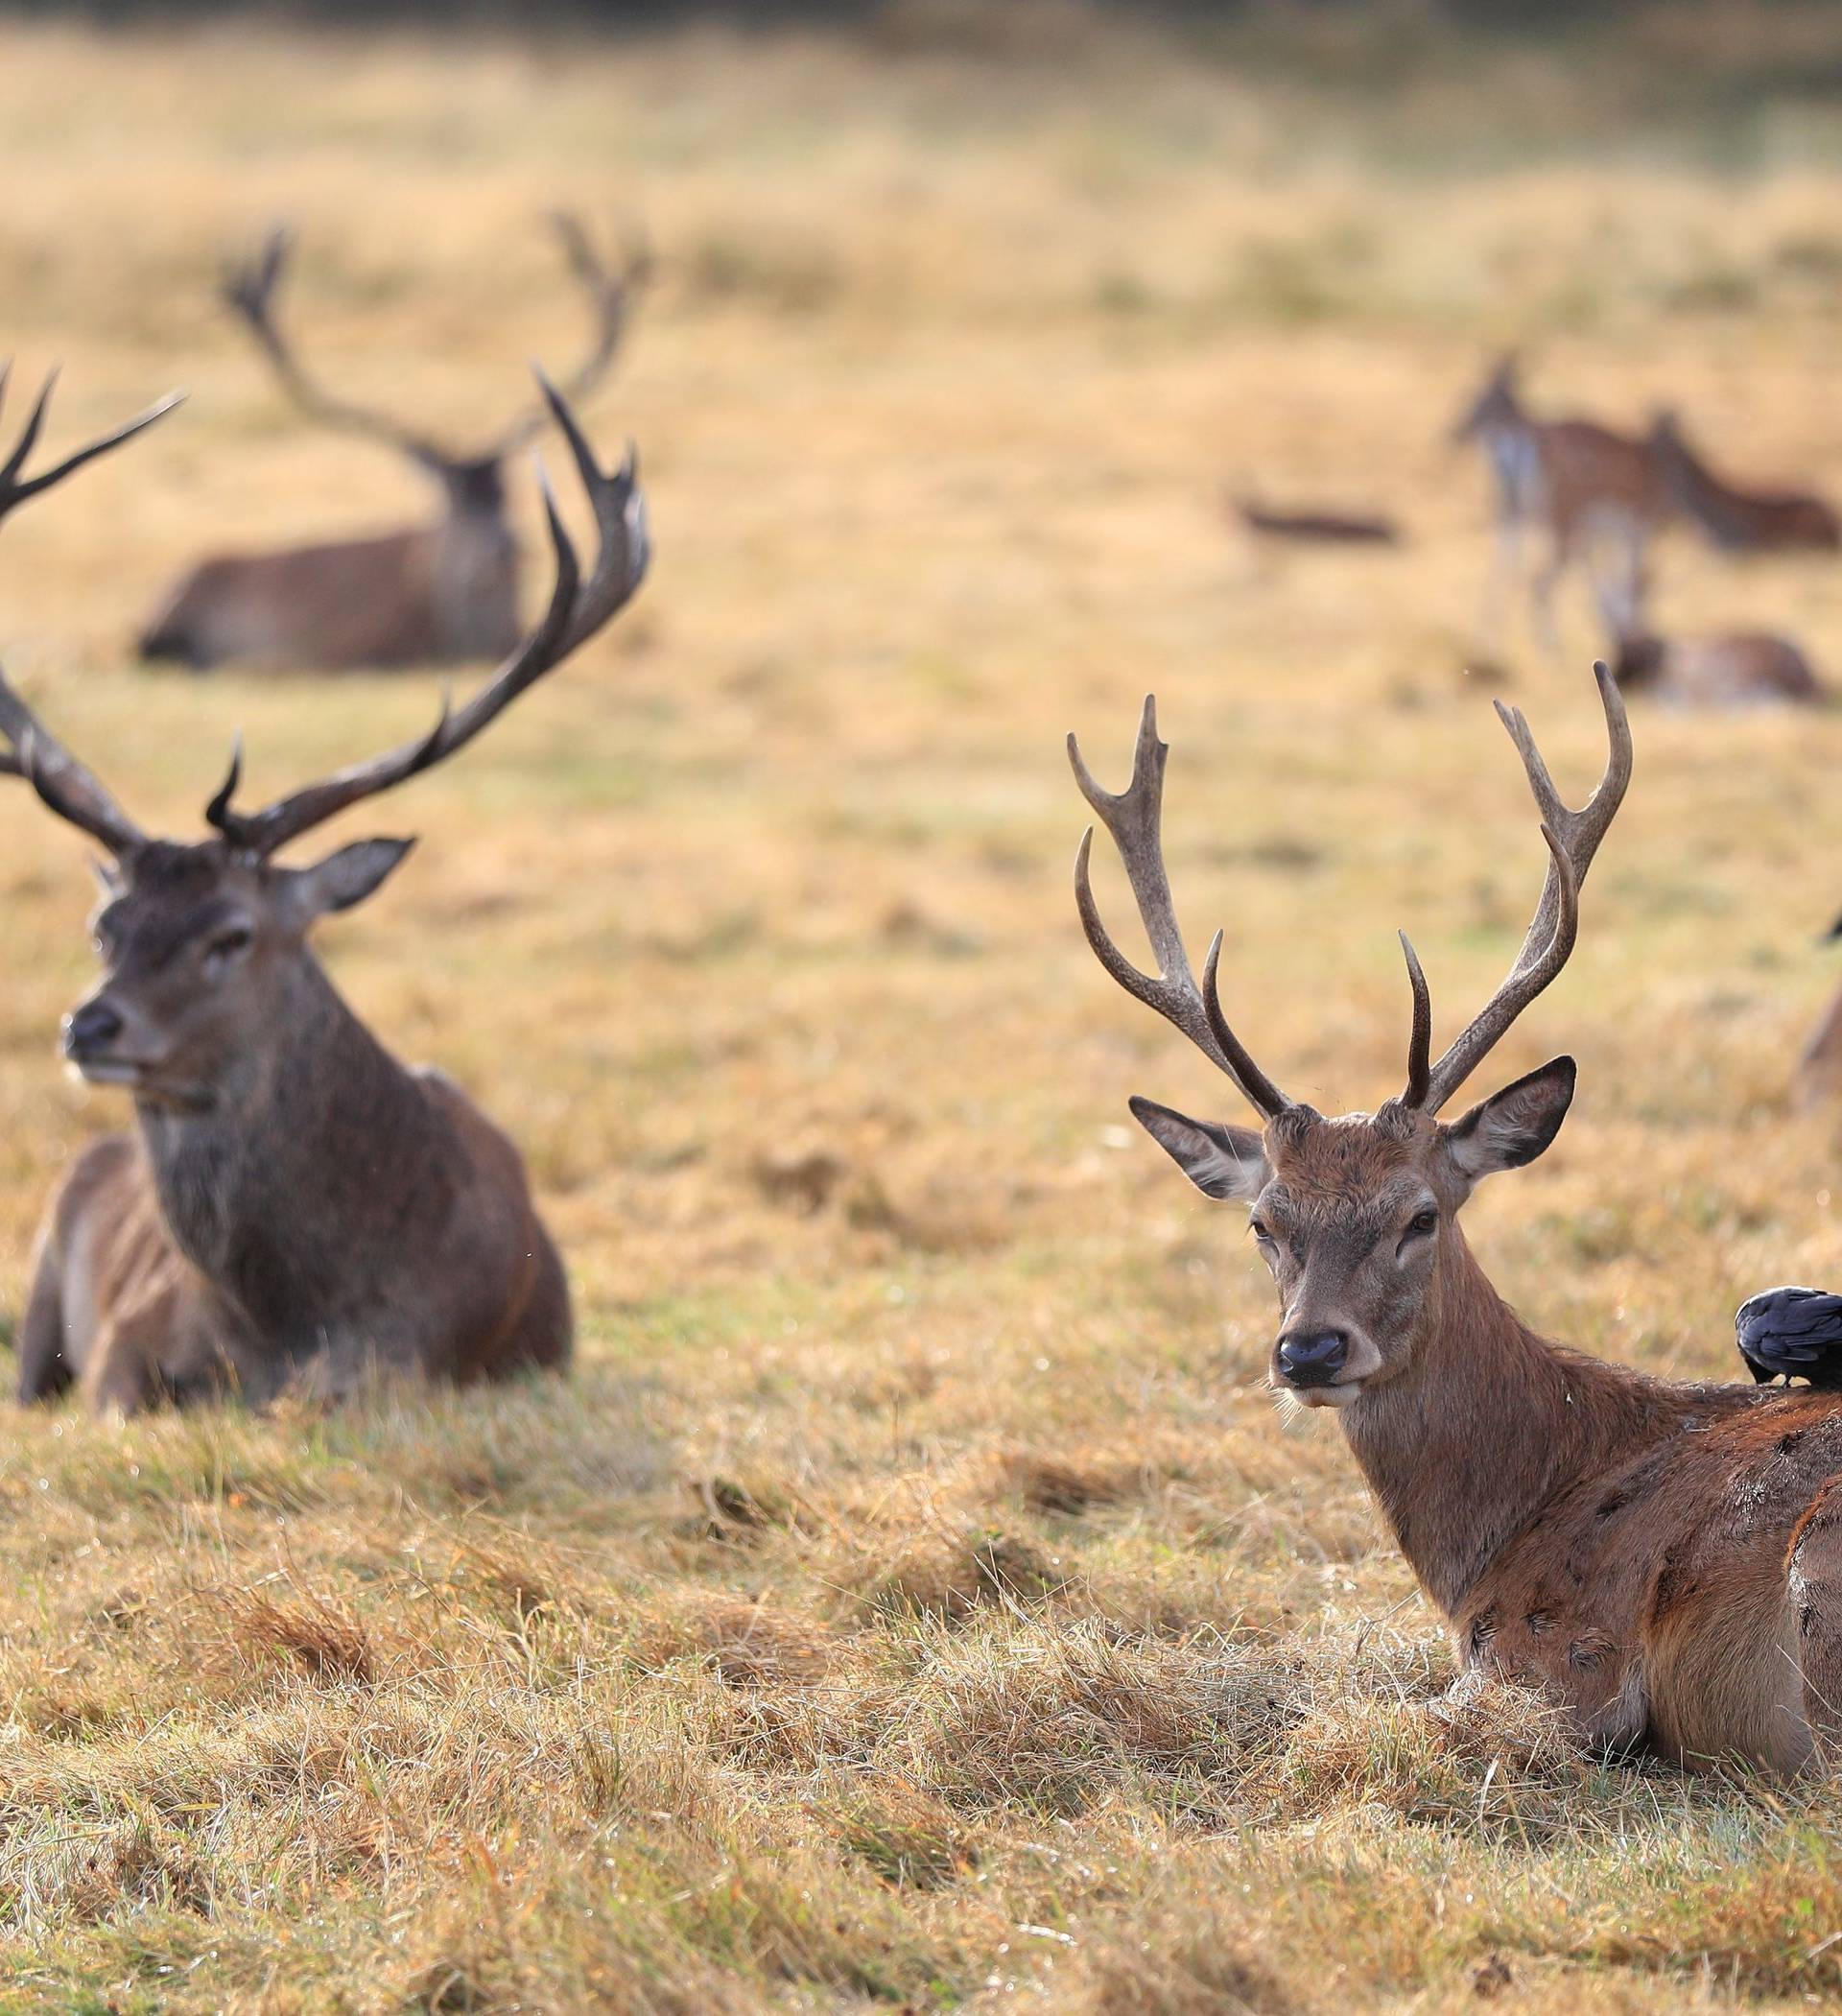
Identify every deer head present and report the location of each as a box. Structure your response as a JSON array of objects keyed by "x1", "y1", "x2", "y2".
[
  {"x1": 1, "y1": 382, "x2": 649, "y2": 1115},
  {"x1": 221, "y1": 213, "x2": 649, "y2": 509},
  {"x1": 1071, "y1": 668, "x2": 1630, "y2": 1408},
  {"x1": 1451, "y1": 351, "x2": 1523, "y2": 445}
]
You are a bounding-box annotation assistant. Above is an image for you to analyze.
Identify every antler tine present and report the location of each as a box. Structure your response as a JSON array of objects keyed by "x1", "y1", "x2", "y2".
[
  {"x1": 224, "y1": 225, "x2": 446, "y2": 465},
  {"x1": 1400, "y1": 931, "x2": 1431, "y2": 1106},
  {"x1": 1414, "y1": 664, "x2": 1629, "y2": 1113},
  {"x1": 491, "y1": 212, "x2": 649, "y2": 455},
  {"x1": 0, "y1": 366, "x2": 182, "y2": 528},
  {"x1": 1069, "y1": 694, "x2": 1291, "y2": 1121},
  {"x1": 209, "y1": 383, "x2": 649, "y2": 859},
  {"x1": 0, "y1": 665, "x2": 147, "y2": 856}
]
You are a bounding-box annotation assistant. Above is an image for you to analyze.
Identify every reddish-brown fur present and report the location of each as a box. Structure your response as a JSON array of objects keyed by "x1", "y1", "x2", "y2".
[
  {"x1": 1077, "y1": 674, "x2": 1842, "y2": 1772},
  {"x1": 141, "y1": 491, "x2": 520, "y2": 672},
  {"x1": 1252, "y1": 1108, "x2": 1834, "y2": 1770},
  {"x1": 1650, "y1": 411, "x2": 1842, "y2": 554},
  {"x1": 1609, "y1": 627, "x2": 1825, "y2": 709},
  {"x1": 1453, "y1": 355, "x2": 1673, "y2": 653}
]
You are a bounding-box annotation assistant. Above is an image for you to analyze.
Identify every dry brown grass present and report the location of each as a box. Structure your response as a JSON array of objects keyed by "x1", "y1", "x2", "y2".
[{"x1": 5, "y1": 5, "x2": 1842, "y2": 2009}]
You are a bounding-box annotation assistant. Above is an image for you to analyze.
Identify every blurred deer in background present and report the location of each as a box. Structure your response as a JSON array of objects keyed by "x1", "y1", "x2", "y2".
[
  {"x1": 1453, "y1": 353, "x2": 1672, "y2": 656},
  {"x1": 1593, "y1": 563, "x2": 1825, "y2": 710},
  {"x1": 1650, "y1": 409, "x2": 1841, "y2": 554},
  {"x1": 0, "y1": 363, "x2": 179, "y2": 534},
  {"x1": 1074, "y1": 668, "x2": 1842, "y2": 1772},
  {"x1": 139, "y1": 215, "x2": 649, "y2": 672},
  {"x1": 7, "y1": 384, "x2": 649, "y2": 1414},
  {"x1": 1793, "y1": 908, "x2": 1842, "y2": 1110}
]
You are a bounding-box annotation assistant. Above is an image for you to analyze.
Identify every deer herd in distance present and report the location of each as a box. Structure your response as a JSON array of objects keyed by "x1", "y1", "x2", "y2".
[{"x1": 9, "y1": 224, "x2": 1842, "y2": 1773}]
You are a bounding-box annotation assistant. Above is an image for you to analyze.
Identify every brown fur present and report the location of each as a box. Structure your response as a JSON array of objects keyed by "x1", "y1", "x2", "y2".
[
  {"x1": 1650, "y1": 411, "x2": 1842, "y2": 553},
  {"x1": 139, "y1": 474, "x2": 521, "y2": 673},
  {"x1": 1453, "y1": 356, "x2": 1674, "y2": 653},
  {"x1": 17, "y1": 838, "x2": 569, "y2": 1414},
  {"x1": 1178, "y1": 1100, "x2": 1842, "y2": 1773},
  {"x1": 1610, "y1": 628, "x2": 1825, "y2": 709}
]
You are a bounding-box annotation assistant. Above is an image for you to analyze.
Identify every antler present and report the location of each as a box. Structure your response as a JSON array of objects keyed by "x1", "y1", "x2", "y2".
[
  {"x1": 1070, "y1": 695, "x2": 1292, "y2": 1121},
  {"x1": 222, "y1": 226, "x2": 448, "y2": 465},
  {"x1": 0, "y1": 364, "x2": 182, "y2": 530},
  {"x1": 487, "y1": 212, "x2": 651, "y2": 456},
  {"x1": 1405, "y1": 662, "x2": 1632, "y2": 1114},
  {"x1": 205, "y1": 377, "x2": 649, "y2": 859},
  {"x1": 0, "y1": 670, "x2": 148, "y2": 856}
]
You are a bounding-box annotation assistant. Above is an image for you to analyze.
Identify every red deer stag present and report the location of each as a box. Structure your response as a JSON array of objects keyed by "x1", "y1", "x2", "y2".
[
  {"x1": 7, "y1": 384, "x2": 648, "y2": 1414},
  {"x1": 1074, "y1": 669, "x2": 1842, "y2": 1772},
  {"x1": 139, "y1": 215, "x2": 648, "y2": 672},
  {"x1": 1650, "y1": 409, "x2": 1841, "y2": 554},
  {"x1": 1453, "y1": 354, "x2": 1672, "y2": 656}
]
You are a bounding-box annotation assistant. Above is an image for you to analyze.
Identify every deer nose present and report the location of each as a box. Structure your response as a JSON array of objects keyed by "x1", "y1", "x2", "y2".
[
  {"x1": 63, "y1": 998, "x2": 124, "y2": 1060},
  {"x1": 1276, "y1": 1329, "x2": 1349, "y2": 1388}
]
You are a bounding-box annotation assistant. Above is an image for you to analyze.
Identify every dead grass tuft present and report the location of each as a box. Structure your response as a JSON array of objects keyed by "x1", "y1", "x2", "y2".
[
  {"x1": 201, "y1": 1582, "x2": 379, "y2": 1687},
  {"x1": 852, "y1": 1524, "x2": 1061, "y2": 1623}
]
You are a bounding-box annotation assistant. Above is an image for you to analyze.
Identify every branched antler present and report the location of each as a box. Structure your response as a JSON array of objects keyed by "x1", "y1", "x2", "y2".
[
  {"x1": 1069, "y1": 696, "x2": 1292, "y2": 1121},
  {"x1": 222, "y1": 227, "x2": 449, "y2": 465},
  {"x1": 0, "y1": 365, "x2": 181, "y2": 530},
  {"x1": 205, "y1": 377, "x2": 649, "y2": 857},
  {"x1": 1405, "y1": 662, "x2": 1632, "y2": 1113}
]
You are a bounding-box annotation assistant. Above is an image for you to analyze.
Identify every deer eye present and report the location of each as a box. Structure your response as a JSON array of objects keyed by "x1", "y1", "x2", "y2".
[
  {"x1": 1248, "y1": 1217, "x2": 1278, "y2": 1248},
  {"x1": 205, "y1": 925, "x2": 253, "y2": 966},
  {"x1": 1398, "y1": 1207, "x2": 1439, "y2": 1255}
]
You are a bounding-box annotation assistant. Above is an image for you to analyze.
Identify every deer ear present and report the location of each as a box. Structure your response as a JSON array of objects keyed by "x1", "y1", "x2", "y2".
[
  {"x1": 282, "y1": 837, "x2": 416, "y2": 924},
  {"x1": 1443, "y1": 1055, "x2": 1575, "y2": 1186},
  {"x1": 1129, "y1": 1096, "x2": 1268, "y2": 1201}
]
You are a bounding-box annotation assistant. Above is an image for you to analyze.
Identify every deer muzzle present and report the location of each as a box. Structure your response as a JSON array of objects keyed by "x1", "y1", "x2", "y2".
[{"x1": 61, "y1": 994, "x2": 155, "y2": 1086}]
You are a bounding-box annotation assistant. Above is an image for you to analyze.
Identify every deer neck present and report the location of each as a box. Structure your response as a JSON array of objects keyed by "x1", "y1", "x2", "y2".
[
  {"x1": 134, "y1": 956, "x2": 444, "y2": 1327},
  {"x1": 1337, "y1": 1225, "x2": 1668, "y2": 1617}
]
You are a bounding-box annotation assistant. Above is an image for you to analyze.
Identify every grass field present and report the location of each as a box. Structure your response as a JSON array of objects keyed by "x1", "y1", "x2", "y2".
[{"x1": 10, "y1": 6, "x2": 1842, "y2": 2008}]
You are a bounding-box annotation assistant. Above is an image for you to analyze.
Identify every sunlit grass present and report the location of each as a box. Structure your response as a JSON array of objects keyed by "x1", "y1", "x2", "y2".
[{"x1": 4, "y1": 7, "x2": 1842, "y2": 2009}]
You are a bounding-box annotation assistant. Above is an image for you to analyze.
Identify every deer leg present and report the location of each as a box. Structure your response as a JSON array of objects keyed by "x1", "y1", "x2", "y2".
[
  {"x1": 15, "y1": 1234, "x2": 72, "y2": 1403},
  {"x1": 1787, "y1": 1479, "x2": 1842, "y2": 1769},
  {"x1": 1476, "y1": 514, "x2": 1522, "y2": 648},
  {"x1": 1529, "y1": 534, "x2": 1569, "y2": 661}
]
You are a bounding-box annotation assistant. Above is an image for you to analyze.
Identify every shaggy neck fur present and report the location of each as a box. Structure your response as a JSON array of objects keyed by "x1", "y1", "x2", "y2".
[{"x1": 134, "y1": 952, "x2": 454, "y2": 1340}]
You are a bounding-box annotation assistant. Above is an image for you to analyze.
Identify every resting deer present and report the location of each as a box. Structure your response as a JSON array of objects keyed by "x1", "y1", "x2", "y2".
[
  {"x1": 1650, "y1": 410, "x2": 1841, "y2": 554},
  {"x1": 1593, "y1": 567, "x2": 1824, "y2": 709},
  {"x1": 6, "y1": 384, "x2": 649, "y2": 1414},
  {"x1": 1453, "y1": 354, "x2": 1672, "y2": 656},
  {"x1": 139, "y1": 215, "x2": 648, "y2": 672},
  {"x1": 1074, "y1": 669, "x2": 1842, "y2": 1772}
]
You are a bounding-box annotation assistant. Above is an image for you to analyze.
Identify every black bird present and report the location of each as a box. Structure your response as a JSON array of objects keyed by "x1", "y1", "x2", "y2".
[{"x1": 1735, "y1": 1286, "x2": 1842, "y2": 1388}]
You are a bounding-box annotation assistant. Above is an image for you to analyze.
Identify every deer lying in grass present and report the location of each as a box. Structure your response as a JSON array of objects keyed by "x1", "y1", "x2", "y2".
[
  {"x1": 1593, "y1": 569, "x2": 1825, "y2": 709},
  {"x1": 139, "y1": 215, "x2": 648, "y2": 672},
  {"x1": 6, "y1": 384, "x2": 649, "y2": 1414},
  {"x1": 1230, "y1": 493, "x2": 1402, "y2": 546},
  {"x1": 1453, "y1": 354, "x2": 1671, "y2": 655},
  {"x1": 1650, "y1": 410, "x2": 1841, "y2": 554},
  {"x1": 1074, "y1": 670, "x2": 1842, "y2": 1772}
]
